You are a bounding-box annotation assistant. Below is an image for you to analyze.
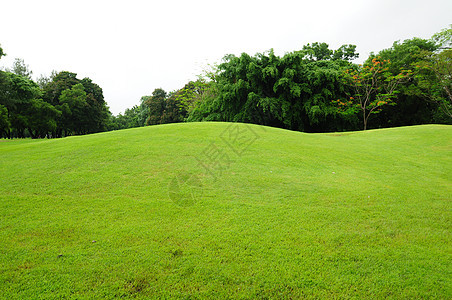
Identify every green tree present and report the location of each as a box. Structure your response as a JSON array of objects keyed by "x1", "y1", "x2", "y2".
[
  {"x1": 80, "y1": 77, "x2": 109, "y2": 133},
  {"x1": 189, "y1": 46, "x2": 354, "y2": 132},
  {"x1": 42, "y1": 71, "x2": 109, "y2": 136},
  {"x1": 432, "y1": 25, "x2": 452, "y2": 49},
  {"x1": 8, "y1": 58, "x2": 33, "y2": 79},
  {"x1": 42, "y1": 71, "x2": 79, "y2": 107},
  {"x1": 106, "y1": 97, "x2": 149, "y2": 131},
  {"x1": 332, "y1": 44, "x2": 359, "y2": 61},
  {"x1": 415, "y1": 27, "x2": 452, "y2": 119},
  {"x1": 36, "y1": 70, "x2": 57, "y2": 89},
  {"x1": 58, "y1": 83, "x2": 88, "y2": 135},
  {"x1": 335, "y1": 57, "x2": 411, "y2": 130},
  {"x1": 302, "y1": 42, "x2": 333, "y2": 61},
  {"x1": 25, "y1": 99, "x2": 60, "y2": 138},
  {"x1": 0, "y1": 104, "x2": 10, "y2": 138},
  {"x1": 370, "y1": 37, "x2": 439, "y2": 126},
  {"x1": 161, "y1": 92, "x2": 186, "y2": 124},
  {"x1": 302, "y1": 42, "x2": 359, "y2": 61},
  {"x1": 176, "y1": 80, "x2": 215, "y2": 116},
  {"x1": 416, "y1": 50, "x2": 452, "y2": 119},
  {"x1": 145, "y1": 88, "x2": 167, "y2": 125},
  {"x1": 0, "y1": 72, "x2": 41, "y2": 137}
]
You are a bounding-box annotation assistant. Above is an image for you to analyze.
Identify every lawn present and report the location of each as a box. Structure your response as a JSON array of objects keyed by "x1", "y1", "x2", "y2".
[{"x1": 0, "y1": 123, "x2": 451, "y2": 298}]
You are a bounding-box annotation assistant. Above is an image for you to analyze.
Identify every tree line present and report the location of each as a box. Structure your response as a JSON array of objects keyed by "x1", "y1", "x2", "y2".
[
  {"x1": 115, "y1": 26, "x2": 450, "y2": 132},
  {"x1": 0, "y1": 54, "x2": 110, "y2": 138},
  {"x1": 1, "y1": 26, "x2": 451, "y2": 138}
]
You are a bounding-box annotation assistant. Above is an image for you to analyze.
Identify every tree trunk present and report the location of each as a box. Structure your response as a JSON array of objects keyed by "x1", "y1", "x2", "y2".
[{"x1": 363, "y1": 109, "x2": 367, "y2": 130}]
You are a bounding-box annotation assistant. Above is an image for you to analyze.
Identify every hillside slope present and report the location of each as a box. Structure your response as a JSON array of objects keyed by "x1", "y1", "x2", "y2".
[{"x1": 0, "y1": 123, "x2": 451, "y2": 298}]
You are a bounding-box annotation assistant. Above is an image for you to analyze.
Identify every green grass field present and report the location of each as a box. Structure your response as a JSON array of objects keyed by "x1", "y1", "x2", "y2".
[{"x1": 0, "y1": 123, "x2": 451, "y2": 299}]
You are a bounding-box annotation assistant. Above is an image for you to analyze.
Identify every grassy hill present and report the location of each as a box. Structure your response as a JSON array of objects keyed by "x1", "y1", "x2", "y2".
[{"x1": 0, "y1": 123, "x2": 451, "y2": 298}]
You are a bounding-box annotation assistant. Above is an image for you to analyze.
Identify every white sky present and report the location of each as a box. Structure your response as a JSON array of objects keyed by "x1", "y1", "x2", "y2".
[{"x1": 1, "y1": 0, "x2": 451, "y2": 115}]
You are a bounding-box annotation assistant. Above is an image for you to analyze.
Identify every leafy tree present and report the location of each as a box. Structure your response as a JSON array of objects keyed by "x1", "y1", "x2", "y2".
[
  {"x1": 302, "y1": 42, "x2": 359, "y2": 61},
  {"x1": 36, "y1": 70, "x2": 57, "y2": 89},
  {"x1": 432, "y1": 25, "x2": 452, "y2": 49},
  {"x1": 0, "y1": 72, "x2": 41, "y2": 137},
  {"x1": 58, "y1": 83, "x2": 88, "y2": 135},
  {"x1": 41, "y1": 71, "x2": 109, "y2": 136},
  {"x1": 25, "y1": 99, "x2": 60, "y2": 138},
  {"x1": 176, "y1": 80, "x2": 215, "y2": 115},
  {"x1": 367, "y1": 38, "x2": 439, "y2": 127},
  {"x1": 118, "y1": 104, "x2": 147, "y2": 129},
  {"x1": 161, "y1": 92, "x2": 186, "y2": 124},
  {"x1": 137, "y1": 97, "x2": 150, "y2": 126},
  {"x1": 302, "y1": 42, "x2": 333, "y2": 61},
  {"x1": 0, "y1": 46, "x2": 109, "y2": 138},
  {"x1": 332, "y1": 44, "x2": 359, "y2": 61},
  {"x1": 188, "y1": 46, "x2": 355, "y2": 132},
  {"x1": 0, "y1": 104, "x2": 10, "y2": 138},
  {"x1": 145, "y1": 88, "x2": 167, "y2": 125},
  {"x1": 415, "y1": 27, "x2": 452, "y2": 119},
  {"x1": 80, "y1": 77, "x2": 109, "y2": 133},
  {"x1": 334, "y1": 56, "x2": 412, "y2": 130},
  {"x1": 7, "y1": 58, "x2": 33, "y2": 79},
  {"x1": 42, "y1": 71, "x2": 79, "y2": 107},
  {"x1": 142, "y1": 88, "x2": 187, "y2": 126},
  {"x1": 107, "y1": 96, "x2": 150, "y2": 131}
]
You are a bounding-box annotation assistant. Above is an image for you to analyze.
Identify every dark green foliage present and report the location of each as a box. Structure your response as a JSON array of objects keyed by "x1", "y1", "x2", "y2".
[
  {"x1": 58, "y1": 83, "x2": 89, "y2": 134},
  {"x1": 0, "y1": 104, "x2": 10, "y2": 138},
  {"x1": 2, "y1": 28, "x2": 450, "y2": 137},
  {"x1": 161, "y1": 93, "x2": 185, "y2": 124},
  {"x1": 144, "y1": 88, "x2": 186, "y2": 126},
  {"x1": 79, "y1": 78, "x2": 110, "y2": 133},
  {"x1": 185, "y1": 36, "x2": 450, "y2": 132},
  {"x1": 368, "y1": 38, "x2": 451, "y2": 127},
  {"x1": 0, "y1": 71, "x2": 42, "y2": 137},
  {"x1": 25, "y1": 99, "x2": 60, "y2": 138},
  {"x1": 0, "y1": 63, "x2": 110, "y2": 138},
  {"x1": 188, "y1": 46, "x2": 358, "y2": 132},
  {"x1": 176, "y1": 80, "x2": 216, "y2": 117},
  {"x1": 41, "y1": 71, "x2": 110, "y2": 136},
  {"x1": 109, "y1": 99, "x2": 148, "y2": 130},
  {"x1": 146, "y1": 88, "x2": 167, "y2": 125},
  {"x1": 42, "y1": 71, "x2": 80, "y2": 107}
]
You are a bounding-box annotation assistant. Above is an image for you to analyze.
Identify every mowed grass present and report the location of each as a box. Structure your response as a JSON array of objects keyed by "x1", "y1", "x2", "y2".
[{"x1": 0, "y1": 122, "x2": 451, "y2": 299}]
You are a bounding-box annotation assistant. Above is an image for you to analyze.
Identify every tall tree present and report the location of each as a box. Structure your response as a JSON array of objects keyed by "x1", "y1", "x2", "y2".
[
  {"x1": 42, "y1": 71, "x2": 109, "y2": 136},
  {"x1": 369, "y1": 37, "x2": 440, "y2": 126},
  {"x1": 335, "y1": 56, "x2": 411, "y2": 130},
  {"x1": 0, "y1": 72, "x2": 42, "y2": 137},
  {"x1": 8, "y1": 58, "x2": 33, "y2": 79},
  {"x1": 42, "y1": 71, "x2": 79, "y2": 107},
  {"x1": 80, "y1": 77, "x2": 109, "y2": 132},
  {"x1": 188, "y1": 46, "x2": 355, "y2": 132},
  {"x1": 415, "y1": 27, "x2": 452, "y2": 119},
  {"x1": 0, "y1": 104, "x2": 10, "y2": 138},
  {"x1": 58, "y1": 83, "x2": 88, "y2": 135},
  {"x1": 25, "y1": 99, "x2": 60, "y2": 138},
  {"x1": 145, "y1": 88, "x2": 167, "y2": 125},
  {"x1": 36, "y1": 70, "x2": 57, "y2": 89},
  {"x1": 432, "y1": 25, "x2": 452, "y2": 49}
]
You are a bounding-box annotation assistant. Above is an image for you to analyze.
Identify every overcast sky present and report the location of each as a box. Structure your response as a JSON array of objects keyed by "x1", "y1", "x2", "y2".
[{"x1": 1, "y1": 0, "x2": 451, "y2": 115}]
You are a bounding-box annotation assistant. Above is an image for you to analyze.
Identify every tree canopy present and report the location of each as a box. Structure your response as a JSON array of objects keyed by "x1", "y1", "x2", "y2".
[
  {"x1": 0, "y1": 62, "x2": 110, "y2": 138},
  {"x1": 1, "y1": 27, "x2": 451, "y2": 137}
]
